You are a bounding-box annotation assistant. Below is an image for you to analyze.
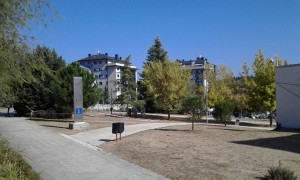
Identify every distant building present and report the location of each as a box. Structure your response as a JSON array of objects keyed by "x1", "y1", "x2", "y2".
[
  {"x1": 176, "y1": 56, "x2": 216, "y2": 87},
  {"x1": 77, "y1": 53, "x2": 137, "y2": 101},
  {"x1": 276, "y1": 64, "x2": 300, "y2": 129}
]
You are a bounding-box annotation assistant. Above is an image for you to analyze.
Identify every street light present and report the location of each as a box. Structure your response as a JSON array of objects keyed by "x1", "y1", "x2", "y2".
[{"x1": 204, "y1": 60, "x2": 209, "y2": 124}]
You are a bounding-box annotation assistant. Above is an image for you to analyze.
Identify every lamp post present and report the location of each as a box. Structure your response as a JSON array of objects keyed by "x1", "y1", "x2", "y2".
[{"x1": 204, "y1": 60, "x2": 209, "y2": 124}]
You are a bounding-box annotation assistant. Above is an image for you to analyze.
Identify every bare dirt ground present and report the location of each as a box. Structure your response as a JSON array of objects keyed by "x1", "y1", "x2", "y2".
[{"x1": 100, "y1": 124, "x2": 300, "y2": 180}]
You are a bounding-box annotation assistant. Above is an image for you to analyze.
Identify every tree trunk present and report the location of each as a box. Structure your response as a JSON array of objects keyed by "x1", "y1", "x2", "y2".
[
  {"x1": 270, "y1": 115, "x2": 273, "y2": 127},
  {"x1": 192, "y1": 118, "x2": 194, "y2": 130},
  {"x1": 167, "y1": 110, "x2": 170, "y2": 120}
]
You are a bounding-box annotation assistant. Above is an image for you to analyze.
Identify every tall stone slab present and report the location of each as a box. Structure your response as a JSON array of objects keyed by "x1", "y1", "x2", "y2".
[{"x1": 69, "y1": 77, "x2": 89, "y2": 130}]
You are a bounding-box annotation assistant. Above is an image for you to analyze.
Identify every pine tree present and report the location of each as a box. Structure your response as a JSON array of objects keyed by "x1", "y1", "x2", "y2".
[
  {"x1": 145, "y1": 36, "x2": 168, "y2": 64},
  {"x1": 140, "y1": 36, "x2": 168, "y2": 112},
  {"x1": 116, "y1": 55, "x2": 137, "y2": 107},
  {"x1": 53, "y1": 62, "x2": 102, "y2": 113}
]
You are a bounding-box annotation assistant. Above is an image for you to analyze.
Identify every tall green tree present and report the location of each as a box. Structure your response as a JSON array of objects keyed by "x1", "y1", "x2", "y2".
[
  {"x1": 34, "y1": 45, "x2": 66, "y2": 72},
  {"x1": 0, "y1": 0, "x2": 57, "y2": 106},
  {"x1": 115, "y1": 55, "x2": 137, "y2": 107},
  {"x1": 207, "y1": 65, "x2": 235, "y2": 107},
  {"x1": 143, "y1": 59, "x2": 190, "y2": 119},
  {"x1": 141, "y1": 36, "x2": 168, "y2": 112},
  {"x1": 145, "y1": 36, "x2": 168, "y2": 63},
  {"x1": 242, "y1": 50, "x2": 283, "y2": 126},
  {"x1": 13, "y1": 46, "x2": 65, "y2": 115},
  {"x1": 54, "y1": 62, "x2": 102, "y2": 113}
]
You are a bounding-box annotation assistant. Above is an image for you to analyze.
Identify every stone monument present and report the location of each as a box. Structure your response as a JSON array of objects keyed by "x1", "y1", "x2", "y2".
[{"x1": 69, "y1": 77, "x2": 89, "y2": 130}]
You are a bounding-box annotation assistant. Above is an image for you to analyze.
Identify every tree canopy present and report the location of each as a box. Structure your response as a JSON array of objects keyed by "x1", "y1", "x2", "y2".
[
  {"x1": 143, "y1": 59, "x2": 190, "y2": 119},
  {"x1": 207, "y1": 65, "x2": 235, "y2": 107},
  {"x1": 115, "y1": 55, "x2": 137, "y2": 106},
  {"x1": 242, "y1": 49, "x2": 278, "y2": 113},
  {"x1": 54, "y1": 62, "x2": 102, "y2": 113},
  {"x1": 145, "y1": 36, "x2": 168, "y2": 64},
  {"x1": 0, "y1": 0, "x2": 57, "y2": 107}
]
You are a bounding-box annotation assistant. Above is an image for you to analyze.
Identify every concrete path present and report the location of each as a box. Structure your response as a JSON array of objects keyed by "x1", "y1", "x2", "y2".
[
  {"x1": 70, "y1": 122, "x2": 190, "y2": 147},
  {"x1": 0, "y1": 117, "x2": 169, "y2": 180}
]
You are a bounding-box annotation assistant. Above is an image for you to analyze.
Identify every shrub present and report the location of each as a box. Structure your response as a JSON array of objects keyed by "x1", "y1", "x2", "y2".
[
  {"x1": 212, "y1": 100, "x2": 235, "y2": 126},
  {"x1": 265, "y1": 165, "x2": 297, "y2": 180}
]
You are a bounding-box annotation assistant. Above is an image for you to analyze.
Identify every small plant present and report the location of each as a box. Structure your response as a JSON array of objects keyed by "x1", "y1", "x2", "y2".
[
  {"x1": 212, "y1": 100, "x2": 235, "y2": 126},
  {"x1": 265, "y1": 162, "x2": 297, "y2": 180}
]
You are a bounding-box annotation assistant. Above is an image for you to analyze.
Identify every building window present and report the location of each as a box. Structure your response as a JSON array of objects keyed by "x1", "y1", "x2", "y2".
[
  {"x1": 117, "y1": 73, "x2": 120, "y2": 78},
  {"x1": 117, "y1": 67, "x2": 120, "y2": 70},
  {"x1": 106, "y1": 75, "x2": 108, "y2": 78},
  {"x1": 99, "y1": 82, "x2": 102, "y2": 86},
  {"x1": 105, "y1": 67, "x2": 107, "y2": 71},
  {"x1": 94, "y1": 61, "x2": 97, "y2": 64},
  {"x1": 99, "y1": 75, "x2": 105, "y2": 79},
  {"x1": 94, "y1": 68, "x2": 98, "y2": 72},
  {"x1": 98, "y1": 61, "x2": 102, "y2": 64},
  {"x1": 88, "y1": 61, "x2": 91, "y2": 64}
]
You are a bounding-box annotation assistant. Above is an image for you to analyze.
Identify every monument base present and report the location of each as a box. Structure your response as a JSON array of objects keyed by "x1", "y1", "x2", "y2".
[{"x1": 69, "y1": 122, "x2": 89, "y2": 130}]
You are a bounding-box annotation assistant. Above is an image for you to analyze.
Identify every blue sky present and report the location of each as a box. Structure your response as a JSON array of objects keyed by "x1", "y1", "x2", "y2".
[{"x1": 30, "y1": 0, "x2": 300, "y2": 75}]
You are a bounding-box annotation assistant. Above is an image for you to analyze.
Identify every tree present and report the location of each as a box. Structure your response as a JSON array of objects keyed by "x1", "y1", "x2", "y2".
[
  {"x1": 0, "y1": 0, "x2": 57, "y2": 45},
  {"x1": 145, "y1": 36, "x2": 168, "y2": 63},
  {"x1": 143, "y1": 59, "x2": 190, "y2": 119},
  {"x1": 13, "y1": 46, "x2": 65, "y2": 116},
  {"x1": 115, "y1": 55, "x2": 137, "y2": 108},
  {"x1": 141, "y1": 36, "x2": 168, "y2": 112},
  {"x1": 207, "y1": 65, "x2": 235, "y2": 107},
  {"x1": 182, "y1": 96, "x2": 205, "y2": 130},
  {"x1": 34, "y1": 45, "x2": 66, "y2": 72},
  {"x1": 242, "y1": 50, "x2": 286, "y2": 126},
  {"x1": 0, "y1": 0, "x2": 57, "y2": 106},
  {"x1": 212, "y1": 100, "x2": 235, "y2": 126},
  {"x1": 54, "y1": 62, "x2": 102, "y2": 113}
]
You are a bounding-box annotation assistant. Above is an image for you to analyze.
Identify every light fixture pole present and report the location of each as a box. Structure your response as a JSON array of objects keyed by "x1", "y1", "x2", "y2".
[{"x1": 204, "y1": 60, "x2": 208, "y2": 124}]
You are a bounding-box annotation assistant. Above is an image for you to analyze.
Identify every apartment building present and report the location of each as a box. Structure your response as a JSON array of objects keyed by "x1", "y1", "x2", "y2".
[
  {"x1": 77, "y1": 53, "x2": 137, "y2": 100},
  {"x1": 176, "y1": 56, "x2": 215, "y2": 87}
]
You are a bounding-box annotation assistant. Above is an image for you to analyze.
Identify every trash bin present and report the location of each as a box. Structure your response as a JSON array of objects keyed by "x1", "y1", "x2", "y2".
[{"x1": 112, "y1": 122, "x2": 124, "y2": 141}]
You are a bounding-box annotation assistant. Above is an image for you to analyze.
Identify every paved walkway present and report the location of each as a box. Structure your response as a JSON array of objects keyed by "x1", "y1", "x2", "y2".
[
  {"x1": 70, "y1": 122, "x2": 190, "y2": 147},
  {"x1": 0, "y1": 117, "x2": 169, "y2": 180}
]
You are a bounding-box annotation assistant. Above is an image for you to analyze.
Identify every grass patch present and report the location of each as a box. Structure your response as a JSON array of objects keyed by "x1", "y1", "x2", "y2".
[{"x1": 0, "y1": 136, "x2": 40, "y2": 180}]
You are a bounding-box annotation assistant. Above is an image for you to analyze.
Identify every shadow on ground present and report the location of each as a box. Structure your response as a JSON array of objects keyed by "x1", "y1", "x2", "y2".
[
  {"x1": 153, "y1": 128, "x2": 190, "y2": 132},
  {"x1": 231, "y1": 133, "x2": 300, "y2": 154},
  {"x1": 28, "y1": 118, "x2": 73, "y2": 122},
  {"x1": 0, "y1": 112, "x2": 17, "y2": 117},
  {"x1": 41, "y1": 125, "x2": 69, "y2": 129},
  {"x1": 98, "y1": 139, "x2": 114, "y2": 142}
]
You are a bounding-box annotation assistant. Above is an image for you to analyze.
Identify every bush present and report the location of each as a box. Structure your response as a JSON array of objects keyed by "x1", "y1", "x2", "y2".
[
  {"x1": 212, "y1": 100, "x2": 235, "y2": 126},
  {"x1": 265, "y1": 165, "x2": 297, "y2": 180}
]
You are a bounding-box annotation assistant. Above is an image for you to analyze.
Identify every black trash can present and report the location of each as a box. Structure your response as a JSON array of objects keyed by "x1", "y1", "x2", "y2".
[{"x1": 112, "y1": 122, "x2": 124, "y2": 141}]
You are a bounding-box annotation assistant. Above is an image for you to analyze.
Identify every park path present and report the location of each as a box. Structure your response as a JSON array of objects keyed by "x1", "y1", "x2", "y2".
[
  {"x1": 69, "y1": 122, "x2": 190, "y2": 147},
  {"x1": 0, "y1": 117, "x2": 169, "y2": 180}
]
